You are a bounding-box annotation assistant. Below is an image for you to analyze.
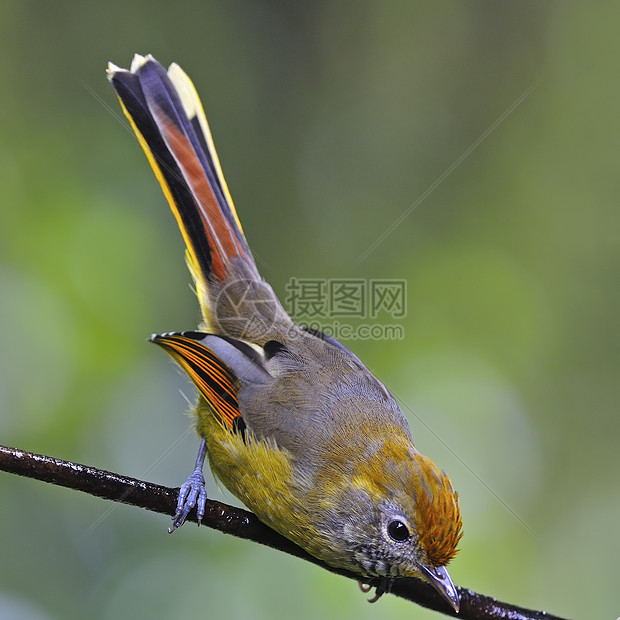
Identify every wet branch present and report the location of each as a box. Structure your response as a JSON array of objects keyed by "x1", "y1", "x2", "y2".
[{"x1": 0, "y1": 444, "x2": 567, "y2": 620}]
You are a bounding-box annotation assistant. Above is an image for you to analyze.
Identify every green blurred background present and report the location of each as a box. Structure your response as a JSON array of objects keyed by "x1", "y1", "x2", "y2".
[{"x1": 1, "y1": 2, "x2": 618, "y2": 619}]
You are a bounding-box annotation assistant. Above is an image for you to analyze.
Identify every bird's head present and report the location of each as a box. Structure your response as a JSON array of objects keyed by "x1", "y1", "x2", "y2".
[{"x1": 319, "y1": 438, "x2": 463, "y2": 611}]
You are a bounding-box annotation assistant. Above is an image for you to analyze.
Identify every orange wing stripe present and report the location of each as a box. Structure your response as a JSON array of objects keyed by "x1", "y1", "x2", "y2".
[{"x1": 153, "y1": 334, "x2": 241, "y2": 431}]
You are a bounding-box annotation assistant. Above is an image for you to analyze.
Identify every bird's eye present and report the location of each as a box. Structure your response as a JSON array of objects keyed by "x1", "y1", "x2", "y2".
[{"x1": 387, "y1": 519, "x2": 410, "y2": 542}]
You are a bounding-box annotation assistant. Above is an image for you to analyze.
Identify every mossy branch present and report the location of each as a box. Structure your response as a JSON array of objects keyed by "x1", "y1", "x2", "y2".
[{"x1": 0, "y1": 444, "x2": 567, "y2": 620}]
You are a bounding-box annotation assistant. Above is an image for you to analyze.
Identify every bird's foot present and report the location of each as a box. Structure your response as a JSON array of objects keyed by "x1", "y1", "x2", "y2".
[
  {"x1": 169, "y1": 468, "x2": 207, "y2": 533},
  {"x1": 358, "y1": 578, "x2": 394, "y2": 603}
]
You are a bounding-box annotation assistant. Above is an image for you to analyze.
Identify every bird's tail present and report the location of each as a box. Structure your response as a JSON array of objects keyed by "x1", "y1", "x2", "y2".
[{"x1": 108, "y1": 55, "x2": 286, "y2": 340}]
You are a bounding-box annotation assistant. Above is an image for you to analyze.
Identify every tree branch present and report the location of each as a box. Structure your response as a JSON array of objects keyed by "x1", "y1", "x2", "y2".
[{"x1": 0, "y1": 444, "x2": 567, "y2": 620}]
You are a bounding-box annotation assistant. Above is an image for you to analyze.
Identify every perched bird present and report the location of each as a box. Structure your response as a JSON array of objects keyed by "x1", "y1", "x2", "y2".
[{"x1": 108, "y1": 54, "x2": 462, "y2": 612}]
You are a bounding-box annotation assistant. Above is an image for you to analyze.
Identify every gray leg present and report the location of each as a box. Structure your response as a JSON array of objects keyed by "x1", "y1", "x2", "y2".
[{"x1": 169, "y1": 438, "x2": 208, "y2": 533}]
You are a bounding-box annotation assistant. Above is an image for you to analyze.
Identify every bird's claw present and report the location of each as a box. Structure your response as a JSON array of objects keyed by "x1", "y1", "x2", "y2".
[
  {"x1": 169, "y1": 469, "x2": 207, "y2": 533},
  {"x1": 358, "y1": 578, "x2": 393, "y2": 603}
]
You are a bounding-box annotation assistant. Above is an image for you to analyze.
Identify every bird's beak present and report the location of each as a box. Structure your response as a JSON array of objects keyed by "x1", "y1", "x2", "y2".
[{"x1": 419, "y1": 564, "x2": 460, "y2": 613}]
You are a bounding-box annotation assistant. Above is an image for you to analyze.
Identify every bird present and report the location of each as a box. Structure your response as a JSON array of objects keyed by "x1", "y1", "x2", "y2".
[{"x1": 107, "y1": 54, "x2": 463, "y2": 612}]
